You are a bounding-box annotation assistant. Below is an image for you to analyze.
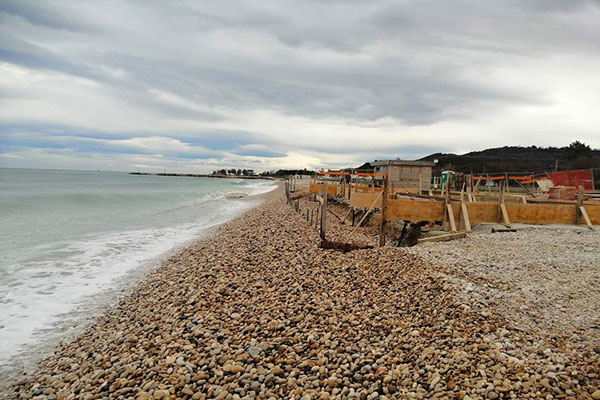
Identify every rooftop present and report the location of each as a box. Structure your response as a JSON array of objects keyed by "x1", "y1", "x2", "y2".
[{"x1": 372, "y1": 159, "x2": 436, "y2": 167}]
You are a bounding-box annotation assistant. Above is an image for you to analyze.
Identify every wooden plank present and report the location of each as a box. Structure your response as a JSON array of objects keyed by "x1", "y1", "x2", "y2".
[
  {"x1": 379, "y1": 179, "x2": 388, "y2": 247},
  {"x1": 505, "y1": 203, "x2": 576, "y2": 225},
  {"x1": 446, "y1": 204, "x2": 457, "y2": 232},
  {"x1": 310, "y1": 183, "x2": 337, "y2": 196},
  {"x1": 585, "y1": 204, "x2": 600, "y2": 225},
  {"x1": 491, "y1": 228, "x2": 517, "y2": 233},
  {"x1": 443, "y1": 180, "x2": 451, "y2": 231},
  {"x1": 579, "y1": 206, "x2": 594, "y2": 230},
  {"x1": 320, "y1": 182, "x2": 328, "y2": 240},
  {"x1": 418, "y1": 232, "x2": 467, "y2": 244},
  {"x1": 576, "y1": 185, "x2": 584, "y2": 225},
  {"x1": 378, "y1": 198, "x2": 600, "y2": 226},
  {"x1": 500, "y1": 203, "x2": 511, "y2": 227},
  {"x1": 460, "y1": 203, "x2": 472, "y2": 232},
  {"x1": 351, "y1": 192, "x2": 383, "y2": 209},
  {"x1": 385, "y1": 199, "x2": 445, "y2": 221},
  {"x1": 465, "y1": 202, "x2": 496, "y2": 223}
]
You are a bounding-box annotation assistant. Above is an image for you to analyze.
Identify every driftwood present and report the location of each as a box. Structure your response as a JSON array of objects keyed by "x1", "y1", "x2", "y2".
[
  {"x1": 291, "y1": 191, "x2": 311, "y2": 200},
  {"x1": 319, "y1": 240, "x2": 373, "y2": 253}
]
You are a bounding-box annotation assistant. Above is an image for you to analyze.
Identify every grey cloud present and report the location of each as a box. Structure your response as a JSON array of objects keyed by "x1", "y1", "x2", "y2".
[
  {"x1": 1, "y1": 0, "x2": 599, "y2": 171},
  {"x1": 0, "y1": 0, "x2": 99, "y2": 32}
]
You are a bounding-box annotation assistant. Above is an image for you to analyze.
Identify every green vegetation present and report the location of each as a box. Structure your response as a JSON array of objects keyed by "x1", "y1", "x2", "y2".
[{"x1": 420, "y1": 142, "x2": 599, "y2": 174}]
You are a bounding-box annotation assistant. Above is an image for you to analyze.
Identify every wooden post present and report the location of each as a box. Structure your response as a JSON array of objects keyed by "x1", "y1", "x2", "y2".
[
  {"x1": 497, "y1": 182, "x2": 504, "y2": 225},
  {"x1": 285, "y1": 181, "x2": 291, "y2": 205},
  {"x1": 443, "y1": 179, "x2": 451, "y2": 231},
  {"x1": 320, "y1": 182, "x2": 328, "y2": 240},
  {"x1": 500, "y1": 203, "x2": 511, "y2": 227},
  {"x1": 465, "y1": 174, "x2": 472, "y2": 202},
  {"x1": 447, "y1": 204, "x2": 457, "y2": 232},
  {"x1": 498, "y1": 184, "x2": 511, "y2": 227},
  {"x1": 419, "y1": 170, "x2": 422, "y2": 196},
  {"x1": 579, "y1": 206, "x2": 594, "y2": 230},
  {"x1": 576, "y1": 185, "x2": 584, "y2": 225},
  {"x1": 379, "y1": 177, "x2": 388, "y2": 247},
  {"x1": 460, "y1": 203, "x2": 471, "y2": 232}
]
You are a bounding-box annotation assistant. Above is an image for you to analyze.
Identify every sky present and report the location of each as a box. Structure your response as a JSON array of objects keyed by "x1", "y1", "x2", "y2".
[{"x1": 1, "y1": 0, "x2": 599, "y2": 173}]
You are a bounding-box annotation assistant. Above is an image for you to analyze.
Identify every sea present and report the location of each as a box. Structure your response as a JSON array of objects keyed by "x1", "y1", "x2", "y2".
[{"x1": 0, "y1": 168, "x2": 276, "y2": 381}]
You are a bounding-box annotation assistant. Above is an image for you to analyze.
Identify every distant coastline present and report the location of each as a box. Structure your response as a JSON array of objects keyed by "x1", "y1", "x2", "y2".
[{"x1": 129, "y1": 172, "x2": 275, "y2": 180}]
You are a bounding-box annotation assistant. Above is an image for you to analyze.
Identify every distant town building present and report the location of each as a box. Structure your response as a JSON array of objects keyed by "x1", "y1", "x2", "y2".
[{"x1": 372, "y1": 159, "x2": 436, "y2": 192}]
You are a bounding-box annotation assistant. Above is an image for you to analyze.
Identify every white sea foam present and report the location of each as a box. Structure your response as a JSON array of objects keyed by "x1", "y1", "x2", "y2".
[{"x1": 0, "y1": 169, "x2": 276, "y2": 380}]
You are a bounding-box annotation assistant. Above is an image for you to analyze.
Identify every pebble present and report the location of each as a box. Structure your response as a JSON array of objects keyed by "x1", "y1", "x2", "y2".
[{"x1": 3, "y1": 191, "x2": 599, "y2": 399}]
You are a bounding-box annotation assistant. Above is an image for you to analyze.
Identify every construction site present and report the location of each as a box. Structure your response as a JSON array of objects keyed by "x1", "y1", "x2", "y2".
[
  {"x1": 279, "y1": 161, "x2": 600, "y2": 398},
  {"x1": 286, "y1": 162, "x2": 599, "y2": 247}
]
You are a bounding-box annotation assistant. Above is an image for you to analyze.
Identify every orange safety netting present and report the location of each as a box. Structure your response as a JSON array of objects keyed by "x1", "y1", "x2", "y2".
[
  {"x1": 474, "y1": 175, "x2": 534, "y2": 181},
  {"x1": 474, "y1": 176, "x2": 505, "y2": 181},
  {"x1": 519, "y1": 178, "x2": 547, "y2": 184},
  {"x1": 548, "y1": 169, "x2": 593, "y2": 191}
]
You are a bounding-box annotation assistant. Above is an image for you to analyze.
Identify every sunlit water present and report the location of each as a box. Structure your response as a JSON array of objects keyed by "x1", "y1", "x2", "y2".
[{"x1": 0, "y1": 168, "x2": 276, "y2": 379}]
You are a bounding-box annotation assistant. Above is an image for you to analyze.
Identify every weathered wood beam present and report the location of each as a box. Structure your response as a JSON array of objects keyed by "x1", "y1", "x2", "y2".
[
  {"x1": 500, "y1": 203, "x2": 511, "y2": 227},
  {"x1": 460, "y1": 203, "x2": 472, "y2": 233},
  {"x1": 579, "y1": 206, "x2": 594, "y2": 230},
  {"x1": 446, "y1": 204, "x2": 457, "y2": 232},
  {"x1": 320, "y1": 240, "x2": 374, "y2": 252},
  {"x1": 379, "y1": 178, "x2": 388, "y2": 247},
  {"x1": 418, "y1": 232, "x2": 467, "y2": 244},
  {"x1": 291, "y1": 191, "x2": 311, "y2": 200}
]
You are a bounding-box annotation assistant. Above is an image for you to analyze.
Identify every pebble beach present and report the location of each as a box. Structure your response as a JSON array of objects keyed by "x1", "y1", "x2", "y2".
[{"x1": 5, "y1": 188, "x2": 600, "y2": 399}]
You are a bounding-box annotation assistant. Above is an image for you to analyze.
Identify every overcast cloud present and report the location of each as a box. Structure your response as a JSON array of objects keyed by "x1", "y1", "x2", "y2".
[{"x1": 1, "y1": 0, "x2": 599, "y2": 172}]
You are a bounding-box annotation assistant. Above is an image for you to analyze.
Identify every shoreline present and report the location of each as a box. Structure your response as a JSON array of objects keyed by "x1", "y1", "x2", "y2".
[
  {"x1": 5, "y1": 186, "x2": 600, "y2": 399},
  {"x1": 1, "y1": 184, "x2": 280, "y2": 392},
  {"x1": 129, "y1": 173, "x2": 276, "y2": 180}
]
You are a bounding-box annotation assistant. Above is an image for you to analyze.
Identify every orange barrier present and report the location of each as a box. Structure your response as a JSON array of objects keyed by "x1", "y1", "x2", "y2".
[
  {"x1": 474, "y1": 175, "x2": 534, "y2": 181},
  {"x1": 549, "y1": 169, "x2": 593, "y2": 191},
  {"x1": 519, "y1": 178, "x2": 547, "y2": 184}
]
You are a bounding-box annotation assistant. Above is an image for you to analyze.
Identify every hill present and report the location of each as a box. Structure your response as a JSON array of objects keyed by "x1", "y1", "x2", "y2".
[{"x1": 419, "y1": 142, "x2": 600, "y2": 175}]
